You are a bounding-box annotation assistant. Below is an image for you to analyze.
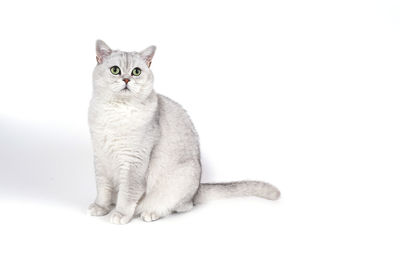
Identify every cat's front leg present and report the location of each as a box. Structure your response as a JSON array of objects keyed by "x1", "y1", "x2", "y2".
[
  {"x1": 88, "y1": 175, "x2": 114, "y2": 216},
  {"x1": 110, "y1": 168, "x2": 146, "y2": 225}
]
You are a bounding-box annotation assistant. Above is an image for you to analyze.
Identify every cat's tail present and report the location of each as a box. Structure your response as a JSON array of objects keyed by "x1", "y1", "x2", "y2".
[{"x1": 193, "y1": 180, "x2": 280, "y2": 205}]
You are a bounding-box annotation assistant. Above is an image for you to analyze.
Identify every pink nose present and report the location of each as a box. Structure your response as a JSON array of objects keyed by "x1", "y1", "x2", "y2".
[{"x1": 123, "y1": 78, "x2": 130, "y2": 84}]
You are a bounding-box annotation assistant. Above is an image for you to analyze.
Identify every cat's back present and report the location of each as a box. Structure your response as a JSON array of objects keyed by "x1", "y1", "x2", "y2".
[
  {"x1": 156, "y1": 94, "x2": 200, "y2": 155},
  {"x1": 157, "y1": 94, "x2": 197, "y2": 134},
  {"x1": 157, "y1": 94, "x2": 187, "y2": 119}
]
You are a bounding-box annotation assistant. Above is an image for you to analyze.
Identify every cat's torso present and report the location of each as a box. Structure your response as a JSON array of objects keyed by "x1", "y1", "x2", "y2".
[
  {"x1": 88, "y1": 94, "x2": 159, "y2": 185},
  {"x1": 88, "y1": 91, "x2": 202, "y2": 222}
]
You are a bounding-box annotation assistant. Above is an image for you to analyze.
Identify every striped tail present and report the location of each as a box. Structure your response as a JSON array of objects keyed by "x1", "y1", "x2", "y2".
[{"x1": 193, "y1": 180, "x2": 280, "y2": 205}]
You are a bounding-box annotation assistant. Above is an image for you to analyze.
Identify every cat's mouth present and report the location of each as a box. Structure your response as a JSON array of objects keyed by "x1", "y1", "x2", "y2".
[{"x1": 121, "y1": 87, "x2": 131, "y2": 92}]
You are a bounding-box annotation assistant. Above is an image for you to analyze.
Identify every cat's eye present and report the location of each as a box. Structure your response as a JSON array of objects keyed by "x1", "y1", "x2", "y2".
[
  {"x1": 131, "y1": 67, "x2": 141, "y2": 76},
  {"x1": 110, "y1": 66, "x2": 121, "y2": 75}
]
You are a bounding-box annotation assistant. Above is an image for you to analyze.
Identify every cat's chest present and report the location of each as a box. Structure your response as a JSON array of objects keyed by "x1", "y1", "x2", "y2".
[
  {"x1": 89, "y1": 102, "x2": 156, "y2": 152},
  {"x1": 91, "y1": 102, "x2": 147, "y2": 131}
]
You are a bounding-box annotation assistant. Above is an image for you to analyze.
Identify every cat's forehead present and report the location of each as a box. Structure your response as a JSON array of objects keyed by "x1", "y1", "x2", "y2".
[{"x1": 106, "y1": 51, "x2": 144, "y2": 67}]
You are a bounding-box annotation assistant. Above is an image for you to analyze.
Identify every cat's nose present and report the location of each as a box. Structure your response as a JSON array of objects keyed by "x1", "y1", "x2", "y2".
[{"x1": 123, "y1": 78, "x2": 130, "y2": 84}]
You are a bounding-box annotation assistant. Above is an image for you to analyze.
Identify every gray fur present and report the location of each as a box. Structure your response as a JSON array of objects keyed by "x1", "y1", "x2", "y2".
[{"x1": 88, "y1": 40, "x2": 280, "y2": 224}]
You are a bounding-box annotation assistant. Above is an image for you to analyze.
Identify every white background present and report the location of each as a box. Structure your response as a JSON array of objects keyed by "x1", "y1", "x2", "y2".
[{"x1": 0, "y1": 0, "x2": 399, "y2": 266}]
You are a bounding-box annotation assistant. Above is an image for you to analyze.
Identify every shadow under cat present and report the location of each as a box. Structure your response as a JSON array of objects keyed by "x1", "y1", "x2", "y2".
[
  {"x1": 0, "y1": 117, "x2": 217, "y2": 213},
  {"x1": 0, "y1": 118, "x2": 95, "y2": 210}
]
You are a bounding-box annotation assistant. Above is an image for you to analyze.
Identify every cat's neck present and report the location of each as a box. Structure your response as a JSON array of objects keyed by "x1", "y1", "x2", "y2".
[{"x1": 92, "y1": 86, "x2": 158, "y2": 112}]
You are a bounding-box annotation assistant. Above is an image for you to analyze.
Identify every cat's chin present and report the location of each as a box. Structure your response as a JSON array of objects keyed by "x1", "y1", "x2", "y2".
[{"x1": 118, "y1": 88, "x2": 132, "y2": 96}]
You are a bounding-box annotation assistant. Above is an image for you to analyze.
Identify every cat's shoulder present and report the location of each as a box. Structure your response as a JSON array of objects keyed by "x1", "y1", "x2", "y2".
[
  {"x1": 157, "y1": 94, "x2": 180, "y2": 107},
  {"x1": 158, "y1": 94, "x2": 194, "y2": 118},
  {"x1": 157, "y1": 94, "x2": 186, "y2": 113}
]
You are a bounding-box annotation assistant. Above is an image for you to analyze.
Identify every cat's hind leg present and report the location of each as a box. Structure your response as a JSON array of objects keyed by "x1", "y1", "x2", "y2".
[
  {"x1": 137, "y1": 161, "x2": 200, "y2": 222},
  {"x1": 174, "y1": 201, "x2": 194, "y2": 213},
  {"x1": 136, "y1": 192, "x2": 173, "y2": 222},
  {"x1": 140, "y1": 211, "x2": 163, "y2": 222},
  {"x1": 139, "y1": 200, "x2": 194, "y2": 222}
]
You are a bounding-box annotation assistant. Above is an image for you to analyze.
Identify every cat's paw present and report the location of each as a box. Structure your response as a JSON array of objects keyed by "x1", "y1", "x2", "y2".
[
  {"x1": 88, "y1": 203, "x2": 111, "y2": 216},
  {"x1": 110, "y1": 210, "x2": 132, "y2": 225},
  {"x1": 140, "y1": 211, "x2": 161, "y2": 222}
]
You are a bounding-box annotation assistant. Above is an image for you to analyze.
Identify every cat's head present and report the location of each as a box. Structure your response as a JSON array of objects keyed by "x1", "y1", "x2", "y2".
[{"x1": 93, "y1": 40, "x2": 156, "y2": 100}]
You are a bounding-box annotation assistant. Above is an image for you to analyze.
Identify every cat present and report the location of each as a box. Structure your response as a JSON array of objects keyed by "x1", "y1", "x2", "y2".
[{"x1": 88, "y1": 40, "x2": 280, "y2": 224}]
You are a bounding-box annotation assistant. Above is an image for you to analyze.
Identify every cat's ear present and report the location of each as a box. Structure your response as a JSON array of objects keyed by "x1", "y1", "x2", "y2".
[
  {"x1": 139, "y1": 46, "x2": 156, "y2": 67},
  {"x1": 96, "y1": 40, "x2": 112, "y2": 64}
]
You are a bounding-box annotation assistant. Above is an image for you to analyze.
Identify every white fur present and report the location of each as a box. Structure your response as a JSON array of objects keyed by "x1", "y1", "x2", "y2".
[{"x1": 88, "y1": 40, "x2": 280, "y2": 224}]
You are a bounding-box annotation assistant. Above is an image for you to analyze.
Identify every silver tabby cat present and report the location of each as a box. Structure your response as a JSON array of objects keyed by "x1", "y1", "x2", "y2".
[{"x1": 88, "y1": 40, "x2": 280, "y2": 224}]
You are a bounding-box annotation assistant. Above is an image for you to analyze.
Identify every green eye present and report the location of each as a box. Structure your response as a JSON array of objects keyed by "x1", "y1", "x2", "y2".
[
  {"x1": 131, "y1": 67, "x2": 141, "y2": 76},
  {"x1": 110, "y1": 66, "x2": 121, "y2": 75}
]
